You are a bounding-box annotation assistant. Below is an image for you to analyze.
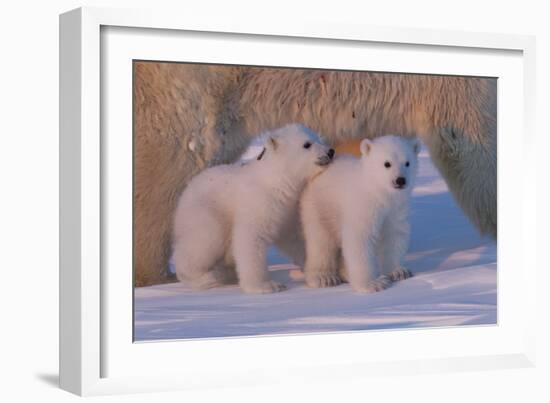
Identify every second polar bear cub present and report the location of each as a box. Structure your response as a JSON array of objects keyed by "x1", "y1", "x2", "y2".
[
  {"x1": 173, "y1": 124, "x2": 334, "y2": 294},
  {"x1": 301, "y1": 135, "x2": 420, "y2": 293}
]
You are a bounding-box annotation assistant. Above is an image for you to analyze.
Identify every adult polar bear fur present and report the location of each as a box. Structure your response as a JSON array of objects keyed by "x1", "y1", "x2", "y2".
[
  {"x1": 301, "y1": 135, "x2": 420, "y2": 293},
  {"x1": 134, "y1": 63, "x2": 496, "y2": 286},
  {"x1": 172, "y1": 124, "x2": 334, "y2": 294}
]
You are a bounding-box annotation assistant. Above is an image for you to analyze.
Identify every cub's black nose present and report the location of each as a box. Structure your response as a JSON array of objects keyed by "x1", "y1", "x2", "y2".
[
  {"x1": 396, "y1": 177, "x2": 406, "y2": 187},
  {"x1": 327, "y1": 148, "x2": 335, "y2": 159}
]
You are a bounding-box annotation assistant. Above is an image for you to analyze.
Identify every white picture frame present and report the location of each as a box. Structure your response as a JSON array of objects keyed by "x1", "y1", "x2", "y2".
[{"x1": 59, "y1": 6, "x2": 537, "y2": 396}]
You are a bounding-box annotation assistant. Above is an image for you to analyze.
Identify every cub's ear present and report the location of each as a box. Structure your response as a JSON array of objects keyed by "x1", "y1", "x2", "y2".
[
  {"x1": 267, "y1": 136, "x2": 278, "y2": 151},
  {"x1": 360, "y1": 138, "x2": 373, "y2": 156},
  {"x1": 410, "y1": 138, "x2": 421, "y2": 155}
]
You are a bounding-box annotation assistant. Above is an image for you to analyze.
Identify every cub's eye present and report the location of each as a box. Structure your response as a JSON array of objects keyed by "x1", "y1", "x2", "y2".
[
  {"x1": 384, "y1": 161, "x2": 391, "y2": 168},
  {"x1": 405, "y1": 161, "x2": 410, "y2": 167},
  {"x1": 303, "y1": 142, "x2": 312, "y2": 149}
]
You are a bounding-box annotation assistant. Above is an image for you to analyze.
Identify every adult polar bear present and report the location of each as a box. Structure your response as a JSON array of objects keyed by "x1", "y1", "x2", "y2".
[
  {"x1": 172, "y1": 124, "x2": 334, "y2": 294},
  {"x1": 134, "y1": 63, "x2": 496, "y2": 287},
  {"x1": 301, "y1": 135, "x2": 419, "y2": 293}
]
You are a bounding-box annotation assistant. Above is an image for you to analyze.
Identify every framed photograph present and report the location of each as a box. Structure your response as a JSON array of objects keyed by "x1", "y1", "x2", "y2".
[{"x1": 60, "y1": 6, "x2": 537, "y2": 396}]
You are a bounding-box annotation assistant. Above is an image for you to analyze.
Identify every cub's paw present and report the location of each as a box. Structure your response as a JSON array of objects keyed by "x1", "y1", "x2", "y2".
[
  {"x1": 355, "y1": 275, "x2": 392, "y2": 294},
  {"x1": 242, "y1": 280, "x2": 287, "y2": 294},
  {"x1": 306, "y1": 273, "x2": 343, "y2": 288},
  {"x1": 188, "y1": 271, "x2": 222, "y2": 290},
  {"x1": 338, "y1": 268, "x2": 349, "y2": 283},
  {"x1": 389, "y1": 266, "x2": 413, "y2": 282}
]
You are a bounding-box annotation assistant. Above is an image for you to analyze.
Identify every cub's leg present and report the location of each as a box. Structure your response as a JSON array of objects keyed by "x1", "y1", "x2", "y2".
[
  {"x1": 302, "y1": 204, "x2": 342, "y2": 288},
  {"x1": 173, "y1": 213, "x2": 226, "y2": 290},
  {"x1": 232, "y1": 223, "x2": 286, "y2": 294},
  {"x1": 379, "y1": 214, "x2": 413, "y2": 282},
  {"x1": 342, "y1": 223, "x2": 391, "y2": 294}
]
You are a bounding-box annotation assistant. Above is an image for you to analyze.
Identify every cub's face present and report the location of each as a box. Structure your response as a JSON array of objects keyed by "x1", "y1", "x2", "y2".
[
  {"x1": 258, "y1": 124, "x2": 335, "y2": 179},
  {"x1": 360, "y1": 135, "x2": 420, "y2": 192}
]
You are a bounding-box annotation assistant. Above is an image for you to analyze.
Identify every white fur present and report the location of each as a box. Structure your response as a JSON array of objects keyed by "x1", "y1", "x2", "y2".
[
  {"x1": 172, "y1": 124, "x2": 333, "y2": 294},
  {"x1": 301, "y1": 135, "x2": 420, "y2": 293}
]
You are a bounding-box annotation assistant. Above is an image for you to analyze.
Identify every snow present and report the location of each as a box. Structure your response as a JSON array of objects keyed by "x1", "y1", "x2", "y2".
[{"x1": 135, "y1": 146, "x2": 496, "y2": 341}]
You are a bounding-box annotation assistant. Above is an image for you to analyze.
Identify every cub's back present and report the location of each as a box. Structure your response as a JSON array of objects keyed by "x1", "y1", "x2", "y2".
[
  {"x1": 305, "y1": 156, "x2": 359, "y2": 194},
  {"x1": 178, "y1": 161, "x2": 266, "y2": 212}
]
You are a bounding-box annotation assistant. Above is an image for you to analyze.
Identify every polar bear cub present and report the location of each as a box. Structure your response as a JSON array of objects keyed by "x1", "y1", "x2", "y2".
[
  {"x1": 172, "y1": 124, "x2": 334, "y2": 294},
  {"x1": 301, "y1": 135, "x2": 419, "y2": 293}
]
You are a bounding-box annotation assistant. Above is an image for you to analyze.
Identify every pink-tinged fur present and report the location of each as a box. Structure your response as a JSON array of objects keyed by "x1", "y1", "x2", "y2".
[{"x1": 134, "y1": 63, "x2": 496, "y2": 287}]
